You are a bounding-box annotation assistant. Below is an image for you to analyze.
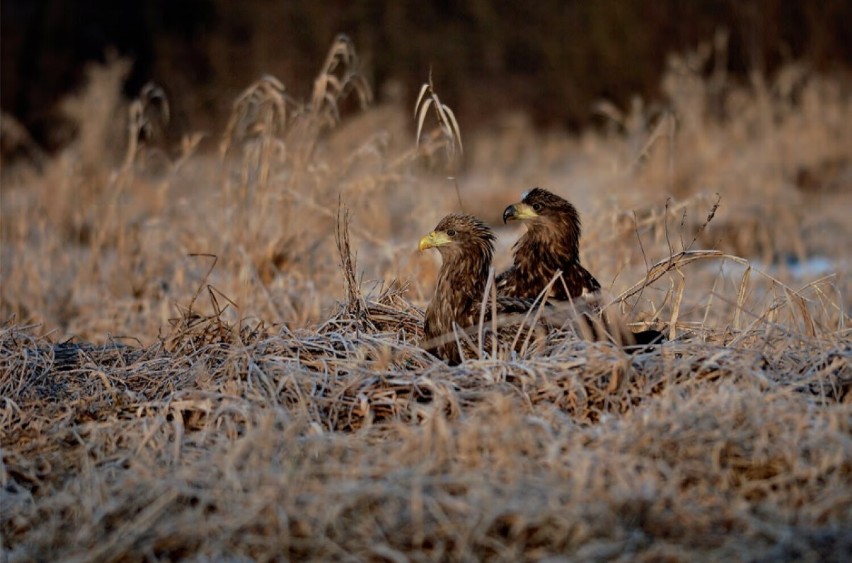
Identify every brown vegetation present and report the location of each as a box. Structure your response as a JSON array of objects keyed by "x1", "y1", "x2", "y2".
[{"x1": 2, "y1": 36, "x2": 850, "y2": 560}]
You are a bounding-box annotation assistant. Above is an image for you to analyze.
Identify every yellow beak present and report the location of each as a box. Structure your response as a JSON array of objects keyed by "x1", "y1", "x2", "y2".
[
  {"x1": 502, "y1": 202, "x2": 537, "y2": 223},
  {"x1": 418, "y1": 231, "x2": 452, "y2": 251}
]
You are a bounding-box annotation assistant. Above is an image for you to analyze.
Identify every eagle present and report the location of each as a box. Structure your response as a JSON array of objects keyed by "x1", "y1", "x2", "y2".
[
  {"x1": 498, "y1": 187, "x2": 663, "y2": 346},
  {"x1": 419, "y1": 213, "x2": 542, "y2": 365},
  {"x1": 497, "y1": 187, "x2": 601, "y2": 300}
]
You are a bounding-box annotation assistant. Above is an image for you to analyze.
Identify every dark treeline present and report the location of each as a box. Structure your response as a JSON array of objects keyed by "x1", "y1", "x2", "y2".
[{"x1": 2, "y1": 0, "x2": 850, "y2": 149}]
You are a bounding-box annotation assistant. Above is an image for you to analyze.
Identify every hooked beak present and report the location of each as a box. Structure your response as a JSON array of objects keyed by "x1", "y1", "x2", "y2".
[
  {"x1": 418, "y1": 231, "x2": 452, "y2": 251},
  {"x1": 502, "y1": 202, "x2": 537, "y2": 223}
]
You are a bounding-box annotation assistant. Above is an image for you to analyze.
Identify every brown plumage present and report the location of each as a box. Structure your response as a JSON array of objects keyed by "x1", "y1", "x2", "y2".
[
  {"x1": 497, "y1": 187, "x2": 601, "y2": 301},
  {"x1": 419, "y1": 213, "x2": 543, "y2": 365},
  {"x1": 498, "y1": 188, "x2": 663, "y2": 347}
]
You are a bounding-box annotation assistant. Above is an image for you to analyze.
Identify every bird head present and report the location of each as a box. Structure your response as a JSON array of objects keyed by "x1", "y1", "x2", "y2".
[
  {"x1": 419, "y1": 213, "x2": 495, "y2": 258},
  {"x1": 502, "y1": 187, "x2": 579, "y2": 226}
]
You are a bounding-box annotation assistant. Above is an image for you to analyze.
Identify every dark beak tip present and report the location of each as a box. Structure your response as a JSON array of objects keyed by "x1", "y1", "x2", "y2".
[{"x1": 502, "y1": 206, "x2": 514, "y2": 224}]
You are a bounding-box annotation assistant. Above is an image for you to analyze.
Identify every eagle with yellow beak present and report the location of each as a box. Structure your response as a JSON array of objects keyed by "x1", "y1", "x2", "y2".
[
  {"x1": 497, "y1": 187, "x2": 601, "y2": 301},
  {"x1": 498, "y1": 187, "x2": 663, "y2": 347},
  {"x1": 419, "y1": 213, "x2": 542, "y2": 365}
]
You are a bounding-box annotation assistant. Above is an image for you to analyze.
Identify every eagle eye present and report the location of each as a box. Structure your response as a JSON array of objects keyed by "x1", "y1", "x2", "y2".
[
  {"x1": 532, "y1": 203, "x2": 543, "y2": 212},
  {"x1": 446, "y1": 229, "x2": 457, "y2": 237}
]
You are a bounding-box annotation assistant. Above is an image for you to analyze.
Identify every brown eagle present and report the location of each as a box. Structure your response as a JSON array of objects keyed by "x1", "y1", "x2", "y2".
[
  {"x1": 419, "y1": 213, "x2": 541, "y2": 365},
  {"x1": 498, "y1": 187, "x2": 663, "y2": 347},
  {"x1": 497, "y1": 188, "x2": 601, "y2": 300}
]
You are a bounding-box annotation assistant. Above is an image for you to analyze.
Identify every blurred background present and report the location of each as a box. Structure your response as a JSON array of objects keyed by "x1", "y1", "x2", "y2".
[
  {"x1": 1, "y1": 0, "x2": 850, "y2": 340},
  {"x1": 3, "y1": 0, "x2": 851, "y2": 150}
]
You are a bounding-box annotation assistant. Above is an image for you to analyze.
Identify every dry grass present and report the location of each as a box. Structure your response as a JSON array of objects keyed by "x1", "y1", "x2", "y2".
[{"x1": 2, "y1": 36, "x2": 851, "y2": 561}]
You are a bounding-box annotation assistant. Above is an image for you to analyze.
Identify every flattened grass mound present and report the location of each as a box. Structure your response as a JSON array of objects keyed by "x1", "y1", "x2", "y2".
[{"x1": 2, "y1": 281, "x2": 850, "y2": 560}]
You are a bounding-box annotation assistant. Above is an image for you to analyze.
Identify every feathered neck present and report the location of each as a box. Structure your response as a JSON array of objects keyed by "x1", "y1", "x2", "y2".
[
  {"x1": 430, "y1": 238, "x2": 493, "y2": 321},
  {"x1": 437, "y1": 249, "x2": 490, "y2": 311},
  {"x1": 423, "y1": 235, "x2": 494, "y2": 364},
  {"x1": 513, "y1": 212, "x2": 582, "y2": 268}
]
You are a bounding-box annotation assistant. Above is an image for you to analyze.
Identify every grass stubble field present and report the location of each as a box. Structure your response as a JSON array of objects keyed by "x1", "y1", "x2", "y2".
[{"x1": 1, "y1": 36, "x2": 850, "y2": 561}]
